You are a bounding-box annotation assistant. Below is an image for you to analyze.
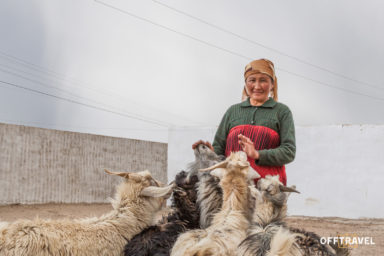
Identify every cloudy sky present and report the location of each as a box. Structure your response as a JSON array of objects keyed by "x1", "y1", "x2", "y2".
[{"x1": 0, "y1": 0, "x2": 383, "y2": 142}]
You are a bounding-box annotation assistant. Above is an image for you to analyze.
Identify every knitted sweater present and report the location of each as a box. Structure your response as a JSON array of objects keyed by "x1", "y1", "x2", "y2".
[{"x1": 212, "y1": 97, "x2": 296, "y2": 166}]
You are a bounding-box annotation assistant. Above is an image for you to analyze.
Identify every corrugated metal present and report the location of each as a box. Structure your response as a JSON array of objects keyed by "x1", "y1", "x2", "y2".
[{"x1": 0, "y1": 123, "x2": 167, "y2": 204}]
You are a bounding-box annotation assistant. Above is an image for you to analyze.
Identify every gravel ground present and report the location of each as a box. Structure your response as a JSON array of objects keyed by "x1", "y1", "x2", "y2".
[{"x1": 0, "y1": 203, "x2": 382, "y2": 255}]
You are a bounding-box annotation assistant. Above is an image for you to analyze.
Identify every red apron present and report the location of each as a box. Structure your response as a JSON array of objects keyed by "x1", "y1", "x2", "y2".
[{"x1": 225, "y1": 125, "x2": 287, "y2": 185}]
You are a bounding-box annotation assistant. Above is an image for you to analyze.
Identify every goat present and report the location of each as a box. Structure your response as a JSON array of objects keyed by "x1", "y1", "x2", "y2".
[
  {"x1": 170, "y1": 151, "x2": 260, "y2": 256},
  {"x1": 239, "y1": 175, "x2": 350, "y2": 256},
  {"x1": 0, "y1": 169, "x2": 173, "y2": 256},
  {"x1": 123, "y1": 143, "x2": 222, "y2": 256},
  {"x1": 185, "y1": 143, "x2": 225, "y2": 183},
  {"x1": 196, "y1": 170, "x2": 223, "y2": 229},
  {"x1": 123, "y1": 170, "x2": 199, "y2": 256},
  {"x1": 237, "y1": 175, "x2": 303, "y2": 256},
  {"x1": 193, "y1": 144, "x2": 225, "y2": 228}
]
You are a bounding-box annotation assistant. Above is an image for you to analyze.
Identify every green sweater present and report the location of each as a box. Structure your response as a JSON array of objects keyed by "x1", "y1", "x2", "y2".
[{"x1": 212, "y1": 97, "x2": 296, "y2": 166}]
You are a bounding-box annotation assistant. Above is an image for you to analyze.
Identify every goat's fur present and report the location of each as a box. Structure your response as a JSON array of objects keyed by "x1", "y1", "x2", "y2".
[
  {"x1": 0, "y1": 170, "x2": 173, "y2": 256},
  {"x1": 268, "y1": 227, "x2": 303, "y2": 256},
  {"x1": 289, "y1": 228, "x2": 351, "y2": 256},
  {"x1": 171, "y1": 151, "x2": 260, "y2": 256},
  {"x1": 123, "y1": 144, "x2": 221, "y2": 256},
  {"x1": 196, "y1": 171, "x2": 223, "y2": 228},
  {"x1": 237, "y1": 175, "x2": 303, "y2": 256},
  {"x1": 0, "y1": 222, "x2": 7, "y2": 230},
  {"x1": 239, "y1": 175, "x2": 350, "y2": 256},
  {"x1": 123, "y1": 170, "x2": 200, "y2": 256},
  {"x1": 328, "y1": 238, "x2": 351, "y2": 256},
  {"x1": 190, "y1": 143, "x2": 225, "y2": 229}
]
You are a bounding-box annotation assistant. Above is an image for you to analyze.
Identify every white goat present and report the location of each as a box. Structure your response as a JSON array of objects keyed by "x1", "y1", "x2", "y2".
[
  {"x1": 171, "y1": 151, "x2": 260, "y2": 256},
  {"x1": 0, "y1": 169, "x2": 174, "y2": 256}
]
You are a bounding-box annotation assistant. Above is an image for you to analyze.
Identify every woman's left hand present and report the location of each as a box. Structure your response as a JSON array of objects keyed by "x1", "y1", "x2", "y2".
[{"x1": 238, "y1": 134, "x2": 259, "y2": 159}]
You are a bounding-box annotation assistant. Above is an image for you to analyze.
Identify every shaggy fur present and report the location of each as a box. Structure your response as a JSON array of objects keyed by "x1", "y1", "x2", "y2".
[
  {"x1": 238, "y1": 221, "x2": 284, "y2": 256},
  {"x1": 237, "y1": 175, "x2": 303, "y2": 256},
  {"x1": 268, "y1": 227, "x2": 303, "y2": 256},
  {"x1": 123, "y1": 171, "x2": 199, "y2": 256},
  {"x1": 0, "y1": 170, "x2": 173, "y2": 256},
  {"x1": 0, "y1": 222, "x2": 7, "y2": 230},
  {"x1": 171, "y1": 152, "x2": 260, "y2": 256},
  {"x1": 196, "y1": 171, "x2": 223, "y2": 228},
  {"x1": 289, "y1": 228, "x2": 351, "y2": 256},
  {"x1": 123, "y1": 144, "x2": 221, "y2": 256},
  {"x1": 329, "y1": 239, "x2": 351, "y2": 256},
  {"x1": 190, "y1": 143, "x2": 225, "y2": 229},
  {"x1": 239, "y1": 175, "x2": 350, "y2": 256}
]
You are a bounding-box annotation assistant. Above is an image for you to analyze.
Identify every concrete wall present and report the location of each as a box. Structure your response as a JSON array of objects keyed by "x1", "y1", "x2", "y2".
[
  {"x1": 168, "y1": 125, "x2": 384, "y2": 218},
  {"x1": 0, "y1": 123, "x2": 167, "y2": 204}
]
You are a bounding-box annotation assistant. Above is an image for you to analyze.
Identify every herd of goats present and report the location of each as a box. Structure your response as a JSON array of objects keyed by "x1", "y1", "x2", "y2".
[{"x1": 0, "y1": 144, "x2": 351, "y2": 256}]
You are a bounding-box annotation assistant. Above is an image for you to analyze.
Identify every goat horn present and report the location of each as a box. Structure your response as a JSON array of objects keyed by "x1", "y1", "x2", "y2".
[
  {"x1": 279, "y1": 184, "x2": 300, "y2": 193},
  {"x1": 104, "y1": 169, "x2": 142, "y2": 182},
  {"x1": 199, "y1": 160, "x2": 228, "y2": 172},
  {"x1": 140, "y1": 183, "x2": 175, "y2": 198},
  {"x1": 104, "y1": 169, "x2": 131, "y2": 178}
]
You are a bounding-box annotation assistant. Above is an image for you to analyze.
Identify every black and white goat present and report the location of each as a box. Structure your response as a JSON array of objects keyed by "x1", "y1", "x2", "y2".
[
  {"x1": 123, "y1": 143, "x2": 223, "y2": 256},
  {"x1": 190, "y1": 144, "x2": 225, "y2": 228},
  {"x1": 237, "y1": 175, "x2": 302, "y2": 256},
  {"x1": 289, "y1": 227, "x2": 350, "y2": 256}
]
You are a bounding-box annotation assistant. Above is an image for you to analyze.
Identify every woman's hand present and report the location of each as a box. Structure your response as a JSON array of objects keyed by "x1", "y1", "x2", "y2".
[
  {"x1": 238, "y1": 134, "x2": 259, "y2": 159},
  {"x1": 192, "y1": 140, "x2": 214, "y2": 151}
]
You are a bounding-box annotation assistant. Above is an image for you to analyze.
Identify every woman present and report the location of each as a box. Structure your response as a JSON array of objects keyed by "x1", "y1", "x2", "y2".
[{"x1": 193, "y1": 59, "x2": 295, "y2": 185}]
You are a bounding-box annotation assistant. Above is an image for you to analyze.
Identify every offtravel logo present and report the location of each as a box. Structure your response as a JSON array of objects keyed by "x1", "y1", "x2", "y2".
[{"x1": 320, "y1": 234, "x2": 375, "y2": 248}]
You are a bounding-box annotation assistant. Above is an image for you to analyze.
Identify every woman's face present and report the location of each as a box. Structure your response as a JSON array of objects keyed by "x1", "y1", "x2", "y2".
[{"x1": 245, "y1": 73, "x2": 273, "y2": 106}]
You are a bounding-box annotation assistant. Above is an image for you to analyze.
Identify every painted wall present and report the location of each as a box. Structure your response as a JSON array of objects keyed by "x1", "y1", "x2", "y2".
[
  {"x1": 0, "y1": 123, "x2": 167, "y2": 204},
  {"x1": 168, "y1": 125, "x2": 384, "y2": 218}
]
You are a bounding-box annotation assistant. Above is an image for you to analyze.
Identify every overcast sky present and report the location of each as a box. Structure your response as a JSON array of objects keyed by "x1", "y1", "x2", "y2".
[{"x1": 0, "y1": 0, "x2": 383, "y2": 142}]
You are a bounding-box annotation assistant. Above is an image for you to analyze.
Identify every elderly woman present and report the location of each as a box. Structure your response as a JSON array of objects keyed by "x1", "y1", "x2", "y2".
[{"x1": 193, "y1": 59, "x2": 295, "y2": 185}]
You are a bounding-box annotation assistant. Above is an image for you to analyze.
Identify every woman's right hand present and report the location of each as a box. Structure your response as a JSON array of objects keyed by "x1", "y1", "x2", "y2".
[
  {"x1": 238, "y1": 134, "x2": 259, "y2": 159},
  {"x1": 192, "y1": 140, "x2": 214, "y2": 151}
]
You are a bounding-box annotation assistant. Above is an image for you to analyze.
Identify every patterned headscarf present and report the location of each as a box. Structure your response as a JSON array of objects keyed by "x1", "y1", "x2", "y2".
[{"x1": 242, "y1": 59, "x2": 278, "y2": 101}]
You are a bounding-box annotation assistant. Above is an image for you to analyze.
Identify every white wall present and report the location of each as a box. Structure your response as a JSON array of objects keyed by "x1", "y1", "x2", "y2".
[{"x1": 168, "y1": 125, "x2": 384, "y2": 219}]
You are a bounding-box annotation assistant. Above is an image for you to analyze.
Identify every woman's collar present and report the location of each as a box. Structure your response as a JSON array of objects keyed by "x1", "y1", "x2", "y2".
[{"x1": 240, "y1": 97, "x2": 276, "y2": 108}]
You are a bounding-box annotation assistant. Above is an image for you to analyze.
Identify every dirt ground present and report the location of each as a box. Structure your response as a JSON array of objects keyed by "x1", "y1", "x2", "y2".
[{"x1": 0, "y1": 203, "x2": 382, "y2": 255}]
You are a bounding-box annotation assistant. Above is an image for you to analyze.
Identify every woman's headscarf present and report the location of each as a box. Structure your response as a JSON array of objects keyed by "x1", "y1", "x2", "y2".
[{"x1": 242, "y1": 58, "x2": 278, "y2": 101}]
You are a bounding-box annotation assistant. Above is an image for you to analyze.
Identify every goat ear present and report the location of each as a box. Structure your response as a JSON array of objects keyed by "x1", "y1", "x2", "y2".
[
  {"x1": 105, "y1": 169, "x2": 130, "y2": 178},
  {"x1": 199, "y1": 160, "x2": 228, "y2": 172},
  {"x1": 279, "y1": 184, "x2": 300, "y2": 194},
  {"x1": 104, "y1": 169, "x2": 142, "y2": 182},
  {"x1": 247, "y1": 167, "x2": 261, "y2": 180},
  {"x1": 140, "y1": 184, "x2": 175, "y2": 198},
  {"x1": 210, "y1": 168, "x2": 225, "y2": 179}
]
